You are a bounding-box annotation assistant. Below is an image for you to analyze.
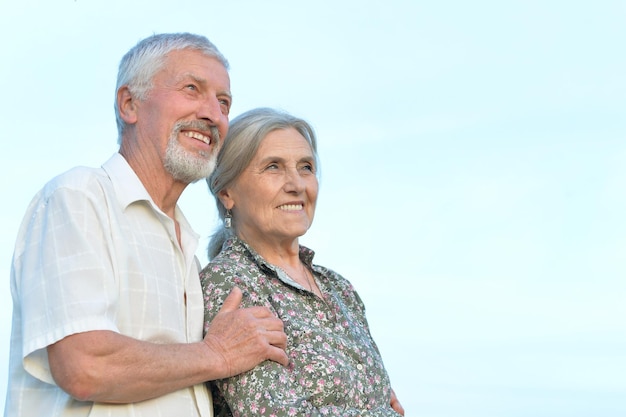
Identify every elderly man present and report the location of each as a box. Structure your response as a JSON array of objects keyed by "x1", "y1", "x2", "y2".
[{"x1": 5, "y1": 32, "x2": 288, "y2": 417}]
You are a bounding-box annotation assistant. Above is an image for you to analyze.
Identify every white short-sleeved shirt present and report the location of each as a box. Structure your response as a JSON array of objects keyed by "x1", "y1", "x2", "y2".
[{"x1": 5, "y1": 153, "x2": 213, "y2": 417}]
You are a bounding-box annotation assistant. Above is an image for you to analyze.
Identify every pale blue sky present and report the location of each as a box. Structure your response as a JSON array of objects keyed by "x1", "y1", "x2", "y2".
[{"x1": 2, "y1": 1, "x2": 626, "y2": 415}]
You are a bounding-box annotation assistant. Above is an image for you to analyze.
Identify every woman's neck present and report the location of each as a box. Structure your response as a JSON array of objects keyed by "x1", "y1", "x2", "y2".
[
  {"x1": 236, "y1": 232, "x2": 322, "y2": 297},
  {"x1": 237, "y1": 231, "x2": 301, "y2": 268}
]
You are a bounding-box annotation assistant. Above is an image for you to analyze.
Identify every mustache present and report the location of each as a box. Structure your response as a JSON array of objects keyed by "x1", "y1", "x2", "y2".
[{"x1": 172, "y1": 120, "x2": 221, "y2": 143}]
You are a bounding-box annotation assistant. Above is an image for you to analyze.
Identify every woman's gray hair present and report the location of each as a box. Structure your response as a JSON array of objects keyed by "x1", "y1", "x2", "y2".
[
  {"x1": 114, "y1": 32, "x2": 229, "y2": 143},
  {"x1": 207, "y1": 107, "x2": 319, "y2": 260}
]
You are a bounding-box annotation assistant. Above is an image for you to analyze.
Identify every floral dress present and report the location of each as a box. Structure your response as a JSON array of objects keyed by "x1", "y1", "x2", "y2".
[{"x1": 200, "y1": 236, "x2": 401, "y2": 417}]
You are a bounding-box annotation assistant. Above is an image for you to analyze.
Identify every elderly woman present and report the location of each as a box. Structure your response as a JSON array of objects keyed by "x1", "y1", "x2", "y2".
[{"x1": 200, "y1": 108, "x2": 404, "y2": 416}]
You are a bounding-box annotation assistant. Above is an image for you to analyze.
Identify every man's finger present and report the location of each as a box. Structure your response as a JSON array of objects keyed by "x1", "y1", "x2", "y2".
[
  {"x1": 266, "y1": 345, "x2": 289, "y2": 367},
  {"x1": 219, "y1": 287, "x2": 243, "y2": 313}
]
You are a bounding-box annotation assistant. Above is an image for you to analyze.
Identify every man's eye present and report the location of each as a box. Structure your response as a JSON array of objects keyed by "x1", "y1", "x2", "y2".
[
  {"x1": 185, "y1": 84, "x2": 197, "y2": 91},
  {"x1": 219, "y1": 99, "x2": 231, "y2": 115}
]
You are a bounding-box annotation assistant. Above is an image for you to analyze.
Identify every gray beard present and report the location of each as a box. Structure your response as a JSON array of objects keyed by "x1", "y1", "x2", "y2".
[{"x1": 164, "y1": 124, "x2": 220, "y2": 183}]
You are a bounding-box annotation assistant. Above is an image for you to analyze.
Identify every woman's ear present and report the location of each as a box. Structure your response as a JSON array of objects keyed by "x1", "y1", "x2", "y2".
[
  {"x1": 218, "y1": 189, "x2": 235, "y2": 210},
  {"x1": 117, "y1": 86, "x2": 138, "y2": 124}
]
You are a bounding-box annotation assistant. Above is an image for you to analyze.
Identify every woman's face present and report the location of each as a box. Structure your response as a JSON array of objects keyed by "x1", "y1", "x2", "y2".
[{"x1": 222, "y1": 127, "x2": 318, "y2": 246}]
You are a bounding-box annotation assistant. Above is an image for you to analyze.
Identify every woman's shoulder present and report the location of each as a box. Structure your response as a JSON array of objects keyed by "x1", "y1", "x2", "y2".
[
  {"x1": 200, "y1": 247, "x2": 258, "y2": 316},
  {"x1": 200, "y1": 241, "x2": 268, "y2": 290},
  {"x1": 201, "y1": 247, "x2": 249, "y2": 279},
  {"x1": 313, "y1": 263, "x2": 367, "y2": 307},
  {"x1": 313, "y1": 264, "x2": 354, "y2": 288},
  {"x1": 200, "y1": 242, "x2": 277, "y2": 315}
]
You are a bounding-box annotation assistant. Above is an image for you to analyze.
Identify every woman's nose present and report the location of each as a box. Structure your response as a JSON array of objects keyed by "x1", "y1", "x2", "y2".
[{"x1": 283, "y1": 168, "x2": 305, "y2": 193}]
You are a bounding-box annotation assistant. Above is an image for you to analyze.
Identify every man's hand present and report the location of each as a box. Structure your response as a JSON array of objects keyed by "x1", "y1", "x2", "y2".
[
  {"x1": 202, "y1": 287, "x2": 289, "y2": 378},
  {"x1": 391, "y1": 388, "x2": 405, "y2": 415}
]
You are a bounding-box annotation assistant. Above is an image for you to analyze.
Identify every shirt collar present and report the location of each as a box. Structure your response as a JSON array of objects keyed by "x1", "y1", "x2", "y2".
[
  {"x1": 101, "y1": 152, "x2": 199, "y2": 241},
  {"x1": 102, "y1": 152, "x2": 152, "y2": 210},
  {"x1": 225, "y1": 235, "x2": 317, "y2": 290}
]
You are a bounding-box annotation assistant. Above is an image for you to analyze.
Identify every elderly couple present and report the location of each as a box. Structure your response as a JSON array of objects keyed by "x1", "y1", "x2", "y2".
[{"x1": 5, "y1": 33, "x2": 404, "y2": 417}]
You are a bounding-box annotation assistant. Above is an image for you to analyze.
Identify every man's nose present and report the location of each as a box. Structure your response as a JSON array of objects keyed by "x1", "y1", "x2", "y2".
[{"x1": 197, "y1": 96, "x2": 223, "y2": 124}]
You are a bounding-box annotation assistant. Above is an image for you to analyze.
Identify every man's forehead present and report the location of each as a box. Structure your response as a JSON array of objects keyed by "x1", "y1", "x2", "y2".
[
  {"x1": 160, "y1": 51, "x2": 230, "y2": 87},
  {"x1": 163, "y1": 49, "x2": 228, "y2": 74}
]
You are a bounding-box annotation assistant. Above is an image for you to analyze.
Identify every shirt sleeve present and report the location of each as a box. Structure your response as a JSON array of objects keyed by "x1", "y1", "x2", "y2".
[{"x1": 14, "y1": 185, "x2": 119, "y2": 383}]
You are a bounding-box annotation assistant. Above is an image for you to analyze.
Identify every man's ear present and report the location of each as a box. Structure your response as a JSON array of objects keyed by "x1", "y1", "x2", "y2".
[
  {"x1": 218, "y1": 189, "x2": 235, "y2": 210},
  {"x1": 117, "y1": 86, "x2": 138, "y2": 124}
]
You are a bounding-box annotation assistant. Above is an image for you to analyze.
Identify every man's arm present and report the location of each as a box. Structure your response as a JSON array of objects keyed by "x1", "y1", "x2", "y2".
[{"x1": 48, "y1": 288, "x2": 288, "y2": 403}]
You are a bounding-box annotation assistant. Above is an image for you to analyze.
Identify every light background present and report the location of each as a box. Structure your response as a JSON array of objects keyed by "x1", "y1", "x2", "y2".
[{"x1": 1, "y1": 1, "x2": 626, "y2": 415}]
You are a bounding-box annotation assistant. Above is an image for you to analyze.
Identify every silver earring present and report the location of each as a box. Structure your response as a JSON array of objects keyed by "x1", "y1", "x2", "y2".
[{"x1": 224, "y1": 209, "x2": 232, "y2": 229}]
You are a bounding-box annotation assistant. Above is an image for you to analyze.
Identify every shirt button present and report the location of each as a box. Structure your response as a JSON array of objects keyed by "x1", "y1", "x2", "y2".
[{"x1": 357, "y1": 364, "x2": 363, "y2": 370}]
